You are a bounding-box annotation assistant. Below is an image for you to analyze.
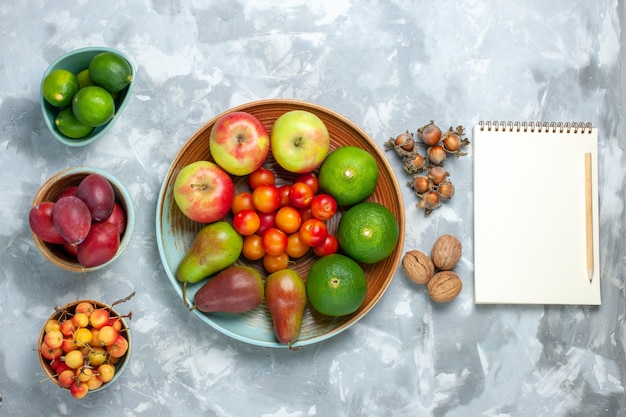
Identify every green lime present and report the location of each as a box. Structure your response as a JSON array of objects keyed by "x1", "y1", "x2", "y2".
[
  {"x1": 76, "y1": 69, "x2": 93, "y2": 89},
  {"x1": 54, "y1": 107, "x2": 94, "y2": 139},
  {"x1": 306, "y1": 254, "x2": 367, "y2": 316},
  {"x1": 336, "y1": 202, "x2": 399, "y2": 264},
  {"x1": 72, "y1": 86, "x2": 115, "y2": 127},
  {"x1": 318, "y1": 146, "x2": 379, "y2": 206},
  {"x1": 88, "y1": 52, "x2": 133, "y2": 93},
  {"x1": 42, "y1": 69, "x2": 80, "y2": 107}
]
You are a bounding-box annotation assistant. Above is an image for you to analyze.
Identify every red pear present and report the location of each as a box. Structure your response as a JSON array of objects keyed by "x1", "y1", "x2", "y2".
[
  {"x1": 265, "y1": 269, "x2": 306, "y2": 349},
  {"x1": 193, "y1": 265, "x2": 264, "y2": 313}
]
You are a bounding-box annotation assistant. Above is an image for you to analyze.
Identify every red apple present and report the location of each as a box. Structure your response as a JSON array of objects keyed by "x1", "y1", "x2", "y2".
[
  {"x1": 209, "y1": 111, "x2": 270, "y2": 176},
  {"x1": 270, "y1": 110, "x2": 330, "y2": 174},
  {"x1": 173, "y1": 160, "x2": 234, "y2": 223}
]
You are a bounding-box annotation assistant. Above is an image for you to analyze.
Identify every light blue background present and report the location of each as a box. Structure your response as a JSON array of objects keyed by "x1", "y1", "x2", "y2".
[{"x1": 1, "y1": 1, "x2": 624, "y2": 416}]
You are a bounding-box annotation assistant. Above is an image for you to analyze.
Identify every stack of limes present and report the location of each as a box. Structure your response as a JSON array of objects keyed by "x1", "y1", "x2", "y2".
[
  {"x1": 305, "y1": 145, "x2": 400, "y2": 317},
  {"x1": 42, "y1": 51, "x2": 133, "y2": 139}
]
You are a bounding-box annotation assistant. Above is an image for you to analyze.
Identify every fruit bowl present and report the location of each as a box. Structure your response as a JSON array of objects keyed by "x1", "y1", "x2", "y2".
[
  {"x1": 156, "y1": 99, "x2": 405, "y2": 348},
  {"x1": 38, "y1": 299, "x2": 132, "y2": 397},
  {"x1": 31, "y1": 166, "x2": 135, "y2": 272},
  {"x1": 40, "y1": 46, "x2": 135, "y2": 147}
]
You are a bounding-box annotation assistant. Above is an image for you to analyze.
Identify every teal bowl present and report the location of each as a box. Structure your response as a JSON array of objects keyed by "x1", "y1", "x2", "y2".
[
  {"x1": 31, "y1": 166, "x2": 136, "y2": 272},
  {"x1": 40, "y1": 46, "x2": 135, "y2": 147}
]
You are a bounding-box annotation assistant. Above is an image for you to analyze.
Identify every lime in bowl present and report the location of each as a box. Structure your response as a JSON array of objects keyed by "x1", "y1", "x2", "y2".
[{"x1": 40, "y1": 46, "x2": 135, "y2": 147}]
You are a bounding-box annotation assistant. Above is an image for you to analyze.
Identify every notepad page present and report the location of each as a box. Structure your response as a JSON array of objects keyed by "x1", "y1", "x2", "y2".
[{"x1": 473, "y1": 125, "x2": 600, "y2": 305}]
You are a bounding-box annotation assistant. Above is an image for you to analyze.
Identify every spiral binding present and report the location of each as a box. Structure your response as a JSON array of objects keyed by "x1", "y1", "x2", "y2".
[{"x1": 478, "y1": 121, "x2": 593, "y2": 134}]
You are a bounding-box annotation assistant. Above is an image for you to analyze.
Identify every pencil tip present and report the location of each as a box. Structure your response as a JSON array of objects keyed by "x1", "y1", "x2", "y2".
[{"x1": 588, "y1": 270, "x2": 593, "y2": 283}]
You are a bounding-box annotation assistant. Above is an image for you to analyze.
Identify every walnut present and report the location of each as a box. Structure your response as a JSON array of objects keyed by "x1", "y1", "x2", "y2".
[
  {"x1": 402, "y1": 250, "x2": 434, "y2": 285},
  {"x1": 427, "y1": 271, "x2": 462, "y2": 302},
  {"x1": 431, "y1": 234, "x2": 462, "y2": 270}
]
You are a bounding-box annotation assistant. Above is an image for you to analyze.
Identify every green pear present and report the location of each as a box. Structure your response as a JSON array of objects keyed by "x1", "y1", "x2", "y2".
[
  {"x1": 265, "y1": 269, "x2": 306, "y2": 349},
  {"x1": 176, "y1": 221, "x2": 243, "y2": 285}
]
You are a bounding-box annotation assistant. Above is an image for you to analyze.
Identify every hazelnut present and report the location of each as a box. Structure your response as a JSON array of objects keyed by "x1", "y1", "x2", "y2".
[
  {"x1": 431, "y1": 234, "x2": 462, "y2": 270},
  {"x1": 427, "y1": 271, "x2": 462, "y2": 302},
  {"x1": 402, "y1": 250, "x2": 434, "y2": 284}
]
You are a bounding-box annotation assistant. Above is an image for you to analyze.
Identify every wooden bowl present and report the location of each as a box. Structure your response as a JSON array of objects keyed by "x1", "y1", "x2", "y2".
[
  {"x1": 156, "y1": 99, "x2": 405, "y2": 348},
  {"x1": 31, "y1": 167, "x2": 135, "y2": 272},
  {"x1": 38, "y1": 299, "x2": 131, "y2": 395}
]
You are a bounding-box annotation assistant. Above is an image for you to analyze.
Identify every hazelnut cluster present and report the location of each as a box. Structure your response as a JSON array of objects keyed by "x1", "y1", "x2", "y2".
[
  {"x1": 402, "y1": 235, "x2": 463, "y2": 302},
  {"x1": 385, "y1": 121, "x2": 469, "y2": 215}
]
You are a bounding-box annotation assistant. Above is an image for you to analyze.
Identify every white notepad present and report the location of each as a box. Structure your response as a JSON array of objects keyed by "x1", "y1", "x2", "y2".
[{"x1": 473, "y1": 122, "x2": 601, "y2": 305}]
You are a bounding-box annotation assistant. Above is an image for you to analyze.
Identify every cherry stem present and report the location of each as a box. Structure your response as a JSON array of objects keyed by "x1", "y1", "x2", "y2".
[{"x1": 111, "y1": 291, "x2": 136, "y2": 307}]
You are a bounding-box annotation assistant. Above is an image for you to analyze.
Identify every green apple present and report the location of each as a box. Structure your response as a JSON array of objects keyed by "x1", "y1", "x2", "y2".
[
  {"x1": 173, "y1": 161, "x2": 234, "y2": 223},
  {"x1": 209, "y1": 111, "x2": 270, "y2": 176},
  {"x1": 270, "y1": 110, "x2": 330, "y2": 174}
]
